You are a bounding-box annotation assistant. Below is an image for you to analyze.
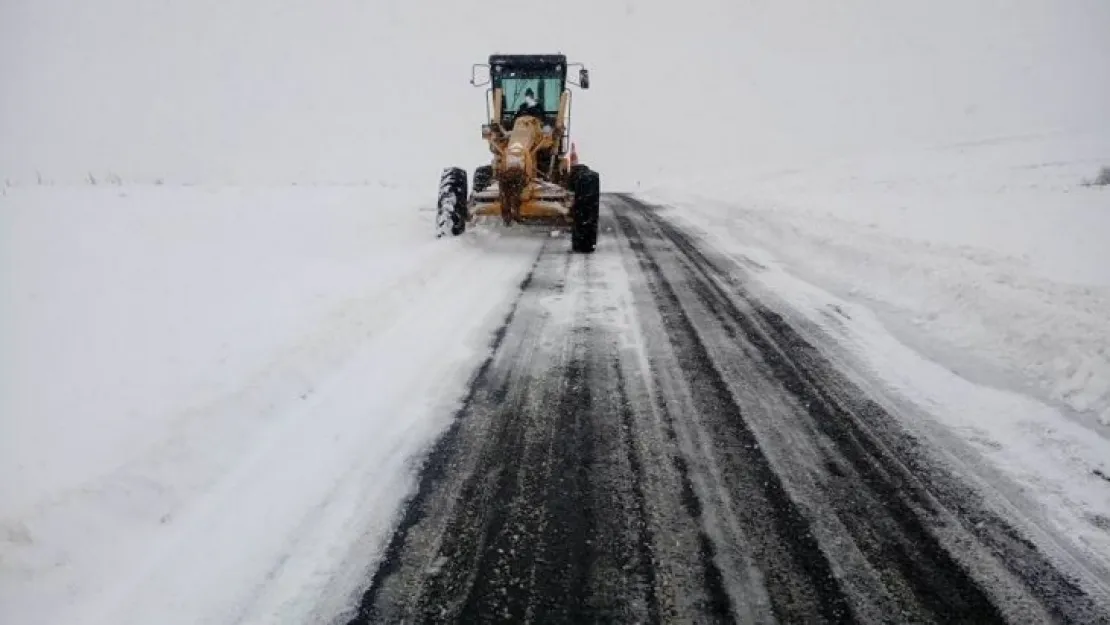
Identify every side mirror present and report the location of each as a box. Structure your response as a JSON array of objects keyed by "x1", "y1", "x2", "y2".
[
  {"x1": 471, "y1": 64, "x2": 491, "y2": 87},
  {"x1": 579, "y1": 68, "x2": 590, "y2": 89}
]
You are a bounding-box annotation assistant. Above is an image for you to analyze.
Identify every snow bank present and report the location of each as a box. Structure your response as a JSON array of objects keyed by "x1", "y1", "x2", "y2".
[
  {"x1": 0, "y1": 186, "x2": 540, "y2": 623},
  {"x1": 645, "y1": 132, "x2": 1110, "y2": 426}
]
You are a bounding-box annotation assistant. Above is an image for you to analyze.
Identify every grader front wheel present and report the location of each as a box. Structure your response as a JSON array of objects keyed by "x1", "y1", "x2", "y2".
[
  {"x1": 436, "y1": 167, "x2": 468, "y2": 237},
  {"x1": 571, "y1": 167, "x2": 600, "y2": 253}
]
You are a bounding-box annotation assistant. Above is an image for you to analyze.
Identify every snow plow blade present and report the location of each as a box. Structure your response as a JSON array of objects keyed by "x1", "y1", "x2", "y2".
[{"x1": 470, "y1": 182, "x2": 571, "y2": 224}]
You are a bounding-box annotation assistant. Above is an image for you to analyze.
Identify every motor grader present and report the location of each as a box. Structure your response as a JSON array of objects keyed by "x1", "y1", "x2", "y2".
[{"x1": 436, "y1": 54, "x2": 600, "y2": 253}]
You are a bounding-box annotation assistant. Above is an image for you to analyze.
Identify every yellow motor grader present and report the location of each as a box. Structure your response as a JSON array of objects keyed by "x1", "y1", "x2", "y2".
[{"x1": 436, "y1": 54, "x2": 599, "y2": 253}]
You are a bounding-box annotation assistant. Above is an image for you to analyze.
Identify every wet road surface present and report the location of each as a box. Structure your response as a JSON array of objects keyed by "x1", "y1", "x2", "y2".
[{"x1": 347, "y1": 195, "x2": 1106, "y2": 624}]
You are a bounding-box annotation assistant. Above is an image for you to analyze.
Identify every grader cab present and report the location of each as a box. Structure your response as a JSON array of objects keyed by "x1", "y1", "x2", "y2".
[{"x1": 436, "y1": 54, "x2": 600, "y2": 253}]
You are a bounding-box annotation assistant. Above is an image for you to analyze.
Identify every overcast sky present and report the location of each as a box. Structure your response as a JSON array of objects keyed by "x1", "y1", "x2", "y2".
[{"x1": 2, "y1": 0, "x2": 1108, "y2": 188}]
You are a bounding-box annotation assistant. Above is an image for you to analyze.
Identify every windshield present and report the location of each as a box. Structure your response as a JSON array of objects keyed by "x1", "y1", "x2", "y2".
[{"x1": 501, "y1": 77, "x2": 562, "y2": 114}]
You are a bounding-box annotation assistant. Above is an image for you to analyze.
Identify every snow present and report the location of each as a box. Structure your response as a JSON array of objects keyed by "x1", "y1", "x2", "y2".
[
  {"x1": 0, "y1": 186, "x2": 541, "y2": 623},
  {"x1": 639, "y1": 130, "x2": 1110, "y2": 589},
  {"x1": 2, "y1": 0, "x2": 1109, "y2": 619}
]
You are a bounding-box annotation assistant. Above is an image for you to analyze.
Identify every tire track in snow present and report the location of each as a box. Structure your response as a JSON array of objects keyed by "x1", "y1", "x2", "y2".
[{"x1": 614, "y1": 208, "x2": 855, "y2": 623}]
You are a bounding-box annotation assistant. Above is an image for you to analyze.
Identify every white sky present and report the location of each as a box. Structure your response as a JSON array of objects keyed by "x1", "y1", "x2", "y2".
[{"x1": 2, "y1": 0, "x2": 1108, "y2": 188}]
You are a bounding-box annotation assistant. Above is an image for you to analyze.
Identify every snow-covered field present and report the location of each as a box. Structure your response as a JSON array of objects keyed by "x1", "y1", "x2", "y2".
[
  {"x1": 0, "y1": 186, "x2": 540, "y2": 623},
  {"x1": 642, "y1": 131, "x2": 1110, "y2": 587}
]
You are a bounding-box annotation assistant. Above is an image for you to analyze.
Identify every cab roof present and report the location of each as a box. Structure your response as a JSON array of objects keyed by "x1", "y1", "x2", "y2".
[{"x1": 488, "y1": 54, "x2": 568, "y2": 74}]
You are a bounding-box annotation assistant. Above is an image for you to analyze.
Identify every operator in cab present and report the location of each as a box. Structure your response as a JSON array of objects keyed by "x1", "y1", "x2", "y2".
[{"x1": 516, "y1": 88, "x2": 546, "y2": 121}]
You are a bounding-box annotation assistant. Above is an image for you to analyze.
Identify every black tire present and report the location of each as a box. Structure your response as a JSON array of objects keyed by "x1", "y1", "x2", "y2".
[
  {"x1": 571, "y1": 167, "x2": 600, "y2": 253},
  {"x1": 566, "y1": 163, "x2": 590, "y2": 192},
  {"x1": 436, "y1": 167, "x2": 468, "y2": 237},
  {"x1": 473, "y1": 165, "x2": 493, "y2": 193}
]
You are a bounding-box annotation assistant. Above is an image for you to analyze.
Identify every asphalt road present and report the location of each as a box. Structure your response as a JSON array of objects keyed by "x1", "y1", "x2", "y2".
[{"x1": 347, "y1": 195, "x2": 1106, "y2": 624}]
